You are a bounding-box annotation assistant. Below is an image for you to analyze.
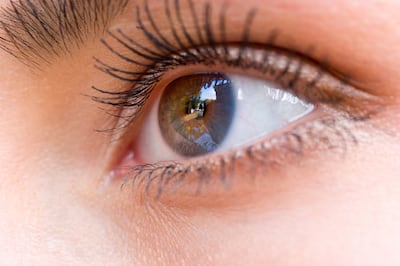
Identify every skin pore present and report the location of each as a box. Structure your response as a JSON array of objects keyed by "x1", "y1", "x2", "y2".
[{"x1": 0, "y1": 0, "x2": 400, "y2": 265}]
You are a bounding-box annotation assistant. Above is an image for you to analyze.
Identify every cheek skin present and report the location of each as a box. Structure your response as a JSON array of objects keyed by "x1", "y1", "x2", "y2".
[
  {"x1": 94, "y1": 98, "x2": 400, "y2": 264},
  {"x1": 108, "y1": 132, "x2": 400, "y2": 265},
  {"x1": 0, "y1": 38, "x2": 121, "y2": 184},
  {"x1": 0, "y1": 42, "x2": 141, "y2": 264}
]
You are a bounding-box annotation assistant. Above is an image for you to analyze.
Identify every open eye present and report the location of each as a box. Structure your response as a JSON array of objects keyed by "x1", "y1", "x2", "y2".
[
  {"x1": 94, "y1": 42, "x2": 377, "y2": 198},
  {"x1": 136, "y1": 72, "x2": 314, "y2": 161},
  {"x1": 92, "y1": 1, "x2": 381, "y2": 198}
]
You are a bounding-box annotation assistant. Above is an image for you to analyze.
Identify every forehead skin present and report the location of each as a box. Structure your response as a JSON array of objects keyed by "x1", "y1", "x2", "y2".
[{"x1": 0, "y1": 0, "x2": 399, "y2": 265}]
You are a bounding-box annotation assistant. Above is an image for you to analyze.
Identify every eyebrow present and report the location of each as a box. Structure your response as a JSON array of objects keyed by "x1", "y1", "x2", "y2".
[{"x1": 0, "y1": 0, "x2": 128, "y2": 68}]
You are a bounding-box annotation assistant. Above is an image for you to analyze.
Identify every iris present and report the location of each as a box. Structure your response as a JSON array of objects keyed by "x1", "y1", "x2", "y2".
[{"x1": 158, "y1": 73, "x2": 236, "y2": 157}]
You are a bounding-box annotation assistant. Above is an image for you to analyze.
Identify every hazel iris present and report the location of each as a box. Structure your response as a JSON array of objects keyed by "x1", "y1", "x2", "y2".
[{"x1": 158, "y1": 73, "x2": 236, "y2": 157}]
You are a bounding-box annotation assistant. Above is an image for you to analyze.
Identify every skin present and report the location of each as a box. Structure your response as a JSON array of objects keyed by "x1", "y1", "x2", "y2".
[{"x1": 0, "y1": 0, "x2": 400, "y2": 265}]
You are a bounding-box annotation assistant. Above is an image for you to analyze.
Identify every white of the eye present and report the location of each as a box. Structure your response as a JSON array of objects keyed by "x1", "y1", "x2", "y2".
[{"x1": 217, "y1": 74, "x2": 314, "y2": 150}]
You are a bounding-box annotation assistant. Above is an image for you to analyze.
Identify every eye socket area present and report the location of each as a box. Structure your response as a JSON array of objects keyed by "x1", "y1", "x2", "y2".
[
  {"x1": 101, "y1": 44, "x2": 382, "y2": 200},
  {"x1": 132, "y1": 70, "x2": 315, "y2": 164}
]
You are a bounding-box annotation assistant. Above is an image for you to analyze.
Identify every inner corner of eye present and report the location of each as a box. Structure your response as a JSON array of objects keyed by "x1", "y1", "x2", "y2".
[{"x1": 133, "y1": 71, "x2": 315, "y2": 164}]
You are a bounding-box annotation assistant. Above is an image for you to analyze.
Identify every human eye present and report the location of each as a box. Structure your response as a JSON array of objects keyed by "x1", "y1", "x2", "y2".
[
  {"x1": 138, "y1": 72, "x2": 314, "y2": 160},
  {"x1": 91, "y1": 0, "x2": 382, "y2": 202}
]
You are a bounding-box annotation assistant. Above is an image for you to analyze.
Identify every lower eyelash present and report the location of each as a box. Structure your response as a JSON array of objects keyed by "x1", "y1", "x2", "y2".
[{"x1": 119, "y1": 114, "x2": 363, "y2": 199}]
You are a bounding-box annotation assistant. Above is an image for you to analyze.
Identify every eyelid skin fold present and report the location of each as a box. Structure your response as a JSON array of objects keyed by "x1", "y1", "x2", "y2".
[{"x1": 90, "y1": 0, "x2": 385, "y2": 202}]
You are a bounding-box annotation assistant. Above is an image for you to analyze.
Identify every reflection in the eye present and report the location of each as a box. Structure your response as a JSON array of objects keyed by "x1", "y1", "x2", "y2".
[{"x1": 159, "y1": 73, "x2": 236, "y2": 157}]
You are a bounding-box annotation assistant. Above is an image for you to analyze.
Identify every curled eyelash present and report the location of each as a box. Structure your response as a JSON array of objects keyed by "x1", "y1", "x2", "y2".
[{"x1": 90, "y1": 0, "x2": 282, "y2": 128}]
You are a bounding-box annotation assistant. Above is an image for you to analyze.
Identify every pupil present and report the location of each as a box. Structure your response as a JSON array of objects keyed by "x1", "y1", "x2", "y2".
[{"x1": 158, "y1": 73, "x2": 236, "y2": 157}]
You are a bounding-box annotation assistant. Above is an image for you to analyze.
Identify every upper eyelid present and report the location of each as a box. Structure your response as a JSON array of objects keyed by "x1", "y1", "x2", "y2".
[
  {"x1": 132, "y1": 1, "x2": 384, "y2": 96},
  {"x1": 94, "y1": 0, "x2": 364, "y2": 95},
  {"x1": 91, "y1": 1, "x2": 381, "y2": 127},
  {"x1": 91, "y1": 1, "x2": 277, "y2": 109}
]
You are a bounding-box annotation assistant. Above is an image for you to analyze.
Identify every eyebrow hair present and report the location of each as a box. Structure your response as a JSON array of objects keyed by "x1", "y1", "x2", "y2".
[{"x1": 0, "y1": 0, "x2": 128, "y2": 68}]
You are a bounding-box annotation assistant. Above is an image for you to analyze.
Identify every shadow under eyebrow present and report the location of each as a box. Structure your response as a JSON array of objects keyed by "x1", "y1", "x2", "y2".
[{"x1": 0, "y1": 0, "x2": 128, "y2": 68}]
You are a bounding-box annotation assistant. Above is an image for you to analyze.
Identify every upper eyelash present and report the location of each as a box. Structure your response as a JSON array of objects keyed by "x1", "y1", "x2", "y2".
[
  {"x1": 91, "y1": 0, "x2": 380, "y2": 134},
  {"x1": 90, "y1": 0, "x2": 281, "y2": 124}
]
